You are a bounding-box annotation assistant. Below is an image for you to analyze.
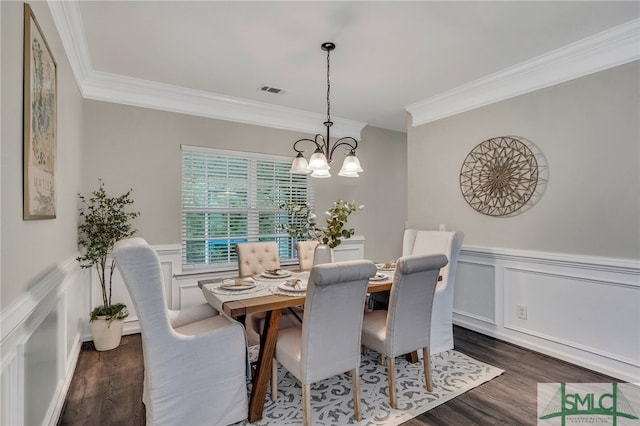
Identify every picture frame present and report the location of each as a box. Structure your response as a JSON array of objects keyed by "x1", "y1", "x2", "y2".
[{"x1": 23, "y1": 3, "x2": 57, "y2": 220}]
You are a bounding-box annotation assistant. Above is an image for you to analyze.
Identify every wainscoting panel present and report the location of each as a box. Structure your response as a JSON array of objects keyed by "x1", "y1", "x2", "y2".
[
  {"x1": 453, "y1": 246, "x2": 640, "y2": 382},
  {"x1": 1, "y1": 257, "x2": 87, "y2": 426},
  {"x1": 453, "y1": 260, "x2": 496, "y2": 325},
  {"x1": 503, "y1": 267, "x2": 639, "y2": 367}
]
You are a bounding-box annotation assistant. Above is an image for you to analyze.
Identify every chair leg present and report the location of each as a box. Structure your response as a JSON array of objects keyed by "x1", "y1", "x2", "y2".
[
  {"x1": 423, "y1": 347, "x2": 433, "y2": 392},
  {"x1": 405, "y1": 350, "x2": 419, "y2": 364},
  {"x1": 386, "y1": 355, "x2": 397, "y2": 409},
  {"x1": 302, "y1": 383, "x2": 312, "y2": 426},
  {"x1": 271, "y1": 359, "x2": 278, "y2": 401},
  {"x1": 378, "y1": 353, "x2": 384, "y2": 365},
  {"x1": 351, "y1": 368, "x2": 362, "y2": 421}
]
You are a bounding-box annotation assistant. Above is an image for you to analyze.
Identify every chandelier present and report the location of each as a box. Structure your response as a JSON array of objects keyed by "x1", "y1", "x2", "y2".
[{"x1": 289, "y1": 42, "x2": 363, "y2": 178}]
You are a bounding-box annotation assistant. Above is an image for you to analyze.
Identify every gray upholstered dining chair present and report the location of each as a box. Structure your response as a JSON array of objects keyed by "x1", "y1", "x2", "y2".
[
  {"x1": 113, "y1": 237, "x2": 248, "y2": 426},
  {"x1": 235, "y1": 241, "x2": 302, "y2": 346},
  {"x1": 361, "y1": 253, "x2": 448, "y2": 409},
  {"x1": 271, "y1": 260, "x2": 377, "y2": 426},
  {"x1": 295, "y1": 240, "x2": 319, "y2": 271}
]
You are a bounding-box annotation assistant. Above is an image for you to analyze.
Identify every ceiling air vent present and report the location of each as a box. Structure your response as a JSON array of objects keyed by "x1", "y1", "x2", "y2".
[{"x1": 259, "y1": 85, "x2": 287, "y2": 95}]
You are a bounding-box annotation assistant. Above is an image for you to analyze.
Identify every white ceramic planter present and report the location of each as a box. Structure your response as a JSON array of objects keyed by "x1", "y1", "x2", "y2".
[
  {"x1": 90, "y1": 317, "x2": 124, "y2": 351},
  {"x1": 313, "y1": 244, "x2": 334, "y2": 266}
]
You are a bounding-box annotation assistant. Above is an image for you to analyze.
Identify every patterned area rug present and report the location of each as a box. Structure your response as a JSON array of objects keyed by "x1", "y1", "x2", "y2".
[{"x1": 236, "y1": 348, "x2": 504, "y2": 425}]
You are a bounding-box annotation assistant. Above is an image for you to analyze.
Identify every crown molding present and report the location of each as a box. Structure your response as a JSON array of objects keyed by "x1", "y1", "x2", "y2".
[
  {"x1": 47, "y1": 0, "x2": 92, "y2": 95},
  {"x1": 47, "y1": 0, "x2": 366, "y2": 138},
  {"x1": 406, "y1": 18, "x2": 640, "y2": 126},
  {"x1": 49, "y1": 1, "x2": 636, "y2": 134},
  {"x1": 82, "y1": 70, "x2": 366, "y2": 138}
]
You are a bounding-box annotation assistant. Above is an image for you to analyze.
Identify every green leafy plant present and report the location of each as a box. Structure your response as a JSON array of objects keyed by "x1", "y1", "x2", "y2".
[
  {"x1": 77, "y1": 180, "x2": 139, "y2": 323},
  {"x1": 279, "y1": 200, "x2": 363, "y2": 249}
]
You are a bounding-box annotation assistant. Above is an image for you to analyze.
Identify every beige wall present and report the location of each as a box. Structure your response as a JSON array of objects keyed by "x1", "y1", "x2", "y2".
[
  {"x1": 82, "y1": 100, "x2": 407, "y2": 262},
  {"x1": 407, "y1": 62, "x2": 639, "y2": 259},
  {"x1": 1, "y1": 1, "x2": 84, "y2": 309}
]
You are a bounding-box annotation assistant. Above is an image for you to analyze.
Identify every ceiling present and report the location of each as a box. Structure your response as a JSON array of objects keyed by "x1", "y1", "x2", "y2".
[{"x1": 56, "y1": 1, "x2": 639, "y2": 134}]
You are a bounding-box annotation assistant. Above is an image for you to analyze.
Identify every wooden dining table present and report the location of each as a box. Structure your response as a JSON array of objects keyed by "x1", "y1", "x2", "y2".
[{"x1": 199, "y1": 272, "x2": 393, "y2": 423}]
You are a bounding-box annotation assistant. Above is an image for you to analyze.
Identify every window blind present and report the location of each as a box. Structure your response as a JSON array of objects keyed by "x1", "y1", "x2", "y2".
[{"x1": 181, "y1": 145, "x2": 314, "y2": 270}]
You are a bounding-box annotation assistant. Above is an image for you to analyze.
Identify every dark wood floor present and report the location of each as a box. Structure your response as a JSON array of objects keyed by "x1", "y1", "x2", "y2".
[{"x1": 58, "y1": 326, "x2": 618, "y2": 425}]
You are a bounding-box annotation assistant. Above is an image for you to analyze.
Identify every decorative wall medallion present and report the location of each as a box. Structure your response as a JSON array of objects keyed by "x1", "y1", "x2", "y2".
[{"x1": 459, "y1": 136, "x2": 547, "y2": 217}]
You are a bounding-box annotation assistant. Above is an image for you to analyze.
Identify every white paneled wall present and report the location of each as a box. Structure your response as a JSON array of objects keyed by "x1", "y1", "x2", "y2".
[
  {"x1": 7, "y1": 237, "x2": 636, "y2": 425},
  {"x1": 453, "y1": 246, "x2": 640, "y2": 382},
  {"x1": 1, "y1": 257, "x2": 87, "y2": 426}
]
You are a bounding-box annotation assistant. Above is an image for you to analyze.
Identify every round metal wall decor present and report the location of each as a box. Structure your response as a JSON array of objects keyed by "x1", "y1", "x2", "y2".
[{"x1": 460, "y1": 136, "x2": 545, "y2": 217}]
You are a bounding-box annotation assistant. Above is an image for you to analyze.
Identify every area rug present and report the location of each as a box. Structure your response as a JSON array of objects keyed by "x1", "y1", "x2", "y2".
[{"x1": 235, "y1": 348, "x2": 504, "y2": 425}]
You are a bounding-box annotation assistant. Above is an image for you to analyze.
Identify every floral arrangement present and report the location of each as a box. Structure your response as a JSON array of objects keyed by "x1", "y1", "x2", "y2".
[{"x1": 279, "y1": 199, "x2": 364, "y2": 249}]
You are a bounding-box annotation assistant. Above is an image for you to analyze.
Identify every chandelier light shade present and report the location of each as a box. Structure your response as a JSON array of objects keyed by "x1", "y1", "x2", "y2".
[{"x1": 290, "y1": 42, "x2": 362, "y2": 178}]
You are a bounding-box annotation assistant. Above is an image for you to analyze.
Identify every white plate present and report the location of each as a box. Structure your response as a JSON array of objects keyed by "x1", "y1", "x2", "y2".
[
  {"x1": 278, "y1": 280, "x2": 306, "y2": 292},
  {"x1": 376, "y1": 263, "x2": 396, "y2": 271},
  {"x1": 369, "y1": 273, "x2": 389, "y2": 281},
  {"x1": 261, "y1": 270, "x2": 292, "y2": 279},
  {"x1": 221, "y1": 279, "x2": 256, "y2": 290}
]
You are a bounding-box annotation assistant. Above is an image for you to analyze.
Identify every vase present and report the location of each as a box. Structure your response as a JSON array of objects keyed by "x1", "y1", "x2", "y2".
[
  {"x1": 90, "y1": 317, "x2": 124, "y2": 351},
  {"x1": 313, "y1": 244, "x2": 334, "y2": 266}
]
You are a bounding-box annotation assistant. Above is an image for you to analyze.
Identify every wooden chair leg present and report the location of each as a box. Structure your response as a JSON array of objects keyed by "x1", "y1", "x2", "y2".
[
  {"x1": 271, "y1": 359, "x2": 278, "y2": 401},
  {"x1": 351, "y1": 368, "x2": 362, "y2": 421},
  {"x1": 378, "y1": 353, "x2": 384, "y2": 365},
  {"x1": 423, "y1": 347, "x2": 433, "y2": 392},
  {"x1": 386, "y1": 355, "x2": 397, "y2": 409},
  {"x1": 302, "y1": 383, "x2": 312, "y2": 426},
  {"x1": 405, "y1": 350, "x2": 419, "y2": 364}
]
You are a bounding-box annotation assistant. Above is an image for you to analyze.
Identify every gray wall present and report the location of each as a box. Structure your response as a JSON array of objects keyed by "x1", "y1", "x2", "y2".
[
  {"x1": 82, "y1": 100, "x2": 407, "y2": 262},
  {"x1": 1, "y1": 1, "x2": 84, "y2": 309},
  {"x1": 407, "y1": 62, "x2": 639, "y2": 259}
]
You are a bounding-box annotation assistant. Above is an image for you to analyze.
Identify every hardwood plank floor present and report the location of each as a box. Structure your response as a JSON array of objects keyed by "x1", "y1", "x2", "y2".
[{"x1": 58, "y1": 326, "x2": 618, "y2": 425}]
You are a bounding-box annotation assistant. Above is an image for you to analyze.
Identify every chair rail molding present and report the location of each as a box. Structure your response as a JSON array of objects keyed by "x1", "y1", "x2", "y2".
[
  {"x1": 453, "y1": 245, "x2": 640, "y2": 383},
  {"x1": 406, "y1": 18, "x2": 640, "y2": 126}
]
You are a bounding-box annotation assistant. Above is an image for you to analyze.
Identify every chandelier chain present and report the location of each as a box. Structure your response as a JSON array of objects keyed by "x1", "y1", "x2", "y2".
[{"x1": 326, "y1": 47, "x2": 331, "y2": 124}]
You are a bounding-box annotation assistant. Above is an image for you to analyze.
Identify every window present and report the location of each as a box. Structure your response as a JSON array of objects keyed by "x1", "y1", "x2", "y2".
[{"x1": 181, "y1": 145, "x2": 314, "y2": 270}]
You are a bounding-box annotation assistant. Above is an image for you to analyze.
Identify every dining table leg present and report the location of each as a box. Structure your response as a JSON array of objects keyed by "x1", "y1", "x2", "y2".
[{"x1": 248, "y1": 308, "x2": 282, "y2": 423}]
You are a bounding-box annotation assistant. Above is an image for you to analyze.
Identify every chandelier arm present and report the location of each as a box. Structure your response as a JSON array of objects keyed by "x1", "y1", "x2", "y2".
[
  {"x1": 328, "y1": 137, "x2": 358, "y2": 160},
  {"x1": 293, "y1": 137, "x2": 323, "y2": 154}
]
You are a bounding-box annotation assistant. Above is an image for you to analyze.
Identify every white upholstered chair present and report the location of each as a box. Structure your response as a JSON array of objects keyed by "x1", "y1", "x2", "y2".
[
  {"x1": 295, "y1": 240, "x2": 319, "y2": 270},
  {"x1": 235, "y1": 241, "x2": 302, "y2": 346},
  {"x1": 272, "y1": 260, "x2": 377, "y2": 426},
  {"x1": 402, "y1": 229, "x2": 464, "y2": 354},
  {"x1": 113, "y1": 238, "x2": 248, "y2": 426},
  {"x1": 361, "y1": 254, "x2": 449, "y2": 409}
]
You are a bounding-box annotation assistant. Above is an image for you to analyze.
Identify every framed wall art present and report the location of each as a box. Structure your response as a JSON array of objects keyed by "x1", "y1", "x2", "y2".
[{"x1": 23, "y1": 3, "x2": 57, "y2": 220}]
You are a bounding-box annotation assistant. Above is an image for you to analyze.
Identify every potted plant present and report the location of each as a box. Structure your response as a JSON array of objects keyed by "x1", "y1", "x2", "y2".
[
  {"x1": 77, "y1": 180, "x2": 139, "y2": 351},
  {"x1": 280, "y1": 199, "x2": 363, "y2": 264}
]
